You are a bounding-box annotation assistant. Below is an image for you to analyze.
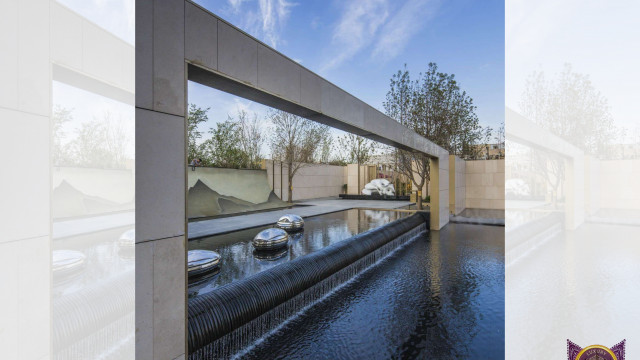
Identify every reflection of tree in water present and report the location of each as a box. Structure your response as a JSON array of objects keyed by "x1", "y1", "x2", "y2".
[{"x1": 397, "y1": 228, "x2": 486, "y2": 358}]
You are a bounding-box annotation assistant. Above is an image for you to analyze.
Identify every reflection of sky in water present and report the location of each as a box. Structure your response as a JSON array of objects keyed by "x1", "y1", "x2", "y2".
[
  {"x1": 52, "y1": 227, "x2": 134, "y2": 297},
  {"x1": 187, "y1": 209, "x2": 408, "y2": 297},
  {"x1": 51, "y1": 225, "x2": 135, "y2": 358},
  {"x1": 507, "y1": 223, "x2": 640, "y2": 358},
  {"x1": 243, "y1": 223, "x2": 505, "y2": 359}
]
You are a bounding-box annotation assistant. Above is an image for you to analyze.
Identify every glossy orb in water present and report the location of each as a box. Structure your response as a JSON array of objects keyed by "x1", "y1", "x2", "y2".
[
  {"x1": 52, "y1": 250, "x2": 86, "y2": 277},
  {"x1": 188, "y1": 250, "x2": 221, "y2": 278},
  {"x1": 276, "y1": 214, "x2": 304, "y2": 232},
  {"x1": 253, "y1": 228, "x2": 289, "y2": 250}
]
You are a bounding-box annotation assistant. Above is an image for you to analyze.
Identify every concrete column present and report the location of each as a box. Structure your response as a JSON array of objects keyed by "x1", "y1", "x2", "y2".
[
  {"x1": 0, "y1": 0, "x2": 51, "y2": 358},
  {"x1": 136, "y1": 0, "x2": 187, "y2": 359},
  {"x1": 564, "y1": 155, "x2": 585, "y2": 230},
  {"x1": 429, "y1": 155, "x2": 450, "y2": 230},
  {"x1": 449, "y1": 155, "x2": 456, "y2": 215}
]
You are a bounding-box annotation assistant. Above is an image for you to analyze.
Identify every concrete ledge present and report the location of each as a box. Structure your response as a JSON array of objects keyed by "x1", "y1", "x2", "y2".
[{"x1": 338, "y1": 194, "x2": 411, "y2": 201}]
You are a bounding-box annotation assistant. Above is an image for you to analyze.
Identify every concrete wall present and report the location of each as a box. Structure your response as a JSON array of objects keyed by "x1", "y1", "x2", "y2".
[
  {"x1": 1, "y1": 1, "x2": 51, "y2": 358},
  {"x1": 465, "y1": 159, "x2": 505, "y2": 210},
  {"x1": 53, "y1": 167, "x2": 135, "y2": 218},
  {"x1": 188, "y1": 167, "x2": 273, "y2": 204},
  {"x1": 136, "y1": 0, "x2": 187, "y2": 359},
  {"x1": 594, "y1": 158, "x2": 640, "y2": 210},
  {"x1": 449, "y1": 156, "x2": 466, "y2": 215},
  {"x1": 265, "y1": 160, "x2": 346, "y2": 201},
  {"x1": 2, "y1": 1, "x2": 135, "y2": 358},
  {"x1": 346, "y1": 164, "x2": 373, "y2": 195}
]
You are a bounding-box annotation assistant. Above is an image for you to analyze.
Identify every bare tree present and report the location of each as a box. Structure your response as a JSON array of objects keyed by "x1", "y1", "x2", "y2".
[
  {"x1": 269, "y1": 110, "x2": 330, "y2": 202},
  {"x1": 337, "y1": 133, "x2": 377, "y2": 194},
  {"x1": 68, "y1": 111, "x2": 130, "y2": 169},
  {"x1": 52, "y1": 106, "x2": 74, "y2": 166},
  {"x1": 494, "y1": 122, "x2": 505, "y2": 159},
  {"x1": 236, "y1": 109, "x2": 264, "y2": 169},
  {"x1": 337, "y1": 133, "x2": 376, "y2": 164},
  {"x1": 187, "y1": 103, "x2": 209, "y2": 163},
  {"x1": 317, "y1": 135, "x2": 333, "y2": 164}
]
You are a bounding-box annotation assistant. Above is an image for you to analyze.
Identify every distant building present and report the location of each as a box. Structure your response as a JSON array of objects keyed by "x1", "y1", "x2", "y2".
[
  {"x1": 468, "y1": 143, "x2": 505, "y2": 160},
  {"x1": 603, "y1": 143, "x2": 640, "y2": 159}
]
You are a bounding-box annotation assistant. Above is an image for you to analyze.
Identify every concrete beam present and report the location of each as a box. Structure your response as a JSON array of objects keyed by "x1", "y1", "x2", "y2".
[
  {"x1": 506, "y1": 108, "x2": 584, "y2": 229},
  {"x1": 51, "y1": 2, "x2": 135, "y2": 96}
]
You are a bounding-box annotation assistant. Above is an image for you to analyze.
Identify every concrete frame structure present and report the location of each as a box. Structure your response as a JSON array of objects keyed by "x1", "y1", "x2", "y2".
[
  {"x1": 506, "y1": 108, "x2": 585, "y2": 229},
  {"x1": 2, "y1": 1, "x2": 135, "y2": 358},
  {"x1": 136, "y1": 1, "x2": 449, "y2": 358},
  {"x1": 449, "y1": 155, "x2": 466, "y2": 215}
]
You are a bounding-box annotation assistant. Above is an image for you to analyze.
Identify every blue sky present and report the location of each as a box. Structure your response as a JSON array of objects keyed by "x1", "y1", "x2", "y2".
[{"x1": 190, "y1": 0, "x2": 504, "y2": 154}]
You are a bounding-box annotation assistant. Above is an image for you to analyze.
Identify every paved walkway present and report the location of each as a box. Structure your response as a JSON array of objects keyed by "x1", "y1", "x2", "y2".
[
  {"x1": 188, "y1": 197, "x2": 414, "y2": 239},
  {"x1": 53, "y1": 211, "x2": 134, "y2": 239}
]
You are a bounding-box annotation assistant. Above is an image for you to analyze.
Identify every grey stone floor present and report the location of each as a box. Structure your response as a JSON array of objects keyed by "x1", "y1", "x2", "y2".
[{"x1": 188, "y1": 197, "x2": 414, "y2": 239}]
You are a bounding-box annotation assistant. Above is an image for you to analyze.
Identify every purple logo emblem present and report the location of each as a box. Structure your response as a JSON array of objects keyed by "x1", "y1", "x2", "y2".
[{"x1": 567, "y1": 339, "x2": 625, "y2": 360}]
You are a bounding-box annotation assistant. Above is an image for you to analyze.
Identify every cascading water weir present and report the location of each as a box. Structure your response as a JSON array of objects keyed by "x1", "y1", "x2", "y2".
[{"x1": 188, "y1": 212, "x2": 430, "y2": 359}]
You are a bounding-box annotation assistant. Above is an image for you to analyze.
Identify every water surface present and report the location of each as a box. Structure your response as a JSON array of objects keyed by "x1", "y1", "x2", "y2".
[
  {"x1": 188, "y1": 209, "x2": 409, "y2": 297},
  {"x1": 242, "y1": 223, "x2": 505, "y2": 359}
]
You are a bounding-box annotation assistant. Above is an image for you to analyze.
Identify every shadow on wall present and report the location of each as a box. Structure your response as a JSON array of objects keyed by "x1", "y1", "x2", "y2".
[{"x1": 188, "y1": 167, "x2": 286, "y2": 218}]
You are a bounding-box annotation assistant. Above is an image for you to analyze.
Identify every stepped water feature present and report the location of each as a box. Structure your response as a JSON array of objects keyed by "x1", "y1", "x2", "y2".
[{"x1": 187, "y1": 212, "x2": 429, "y2": 359}]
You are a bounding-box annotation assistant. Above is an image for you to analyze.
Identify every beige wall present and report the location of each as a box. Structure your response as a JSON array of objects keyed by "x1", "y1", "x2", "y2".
[
  {"x1": 188, "y1": 167, "x2": 272, "y2": 204},
  {"x1": 465, "y1": 159, "x2": 505, "y2": 209},
  {"x1": 265, "y1": 160, "x2": 346, "y2": 201},
  {"x1": 449, "y1": 156, "x2": 466, "y2": 215},
  {"x1": 346, "y1": 164, "x2": 376, "y2": 195},
  {"x1": 592, "y1": 158, "x2": 640, "y2": 211}
]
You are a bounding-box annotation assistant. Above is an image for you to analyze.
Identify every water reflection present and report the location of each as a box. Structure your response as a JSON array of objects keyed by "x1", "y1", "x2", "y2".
[
  {"x1": 52, "y1": 226, "x2": 135, "y2": 358},
  {"x1": 242, "y1": 223, "x2": 505, "y2": 359},
  {"x1": 187, "y1": 209, "x2": 408, "y2": 297}
]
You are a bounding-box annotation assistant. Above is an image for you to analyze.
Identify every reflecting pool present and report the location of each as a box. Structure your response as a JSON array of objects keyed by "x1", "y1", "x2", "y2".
[
  {"x1": 241, "y1": 223, "x2": 505, "y2": 359},
  {"x1": 187, "y1": 209, "x2": 409, "y2": 297}
]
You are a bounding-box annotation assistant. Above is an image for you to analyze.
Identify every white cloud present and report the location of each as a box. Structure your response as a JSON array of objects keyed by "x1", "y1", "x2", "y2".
[
  {"x1": 371, "y1": 0, "x2": 435, "y2": 62},
  {"x1": 321, "y1": 0, "x2": 390, "y2": 72},
  {"x1": 227, "y1": 0, "x2": 249, "y2": 13},
  {"x1": 228, "y1": 0, "x2": 295, "y2": 49}
]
